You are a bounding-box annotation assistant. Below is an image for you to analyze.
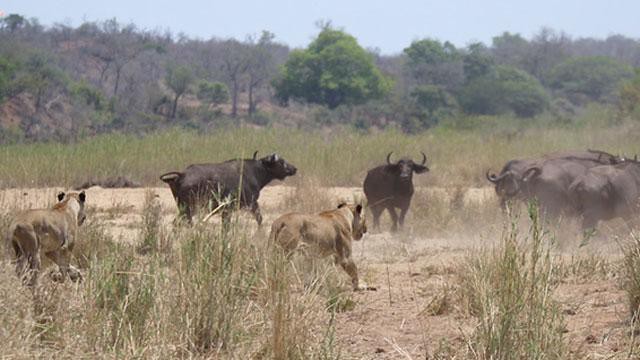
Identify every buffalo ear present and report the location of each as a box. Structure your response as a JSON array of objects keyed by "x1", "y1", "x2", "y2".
[
  {"x1": 57, "y1": 192, "x2": 65, "y2": 202},
  {"x1": 79, "y1": 191, "x2": 86, "y2": 203},
  {"x1": 413, "y1": 164, "x2": 429, "y2": 174},
  {"x1": 522, "y1": 167, "x2": 541, "y2": 182}
]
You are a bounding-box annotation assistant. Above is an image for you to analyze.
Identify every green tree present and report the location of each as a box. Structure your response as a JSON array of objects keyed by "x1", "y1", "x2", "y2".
[
  {"x1": 1, "y1": 14, "x2": 28, "y2": 33},
  {"x1": 458, "y1": 65, "x2": 548, "y2": 117},
  {"x1": 0, "y1": 56, "x2": 19, "y2": 102},
  {"x1": 619, "y1": 69, "x2": 640, "y2": 116},
  {"x1": 463, "y1": 42, "x2": 494, "y2": 81},
  {"x1": 403, "y1": 39, "x2": 463, "y2": 90},
  {"x1": 409, "y1": 84, "x2": 457, "y2": 128},
  {"x1": 274, "y1": 28, "x2": 392, "y2": 109},
  {"x1": 548, "y1": 56, "x2": 634, "y2": 103},
  {"x1": 21, "y1": 53, "x2": 67, "y2": 110},
  {"x1": 165, "y1": 64, "x2": 194, "y2": 119},
  {"x1": 196, "y1": 81, "x2": 229, "y2": 109}
]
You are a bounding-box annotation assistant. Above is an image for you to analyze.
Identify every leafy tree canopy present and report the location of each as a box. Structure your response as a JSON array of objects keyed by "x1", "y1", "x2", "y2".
[
  {"x1": 274, "y1": 28, "x2": 392, "y2": 109},
  {"x1": 548, "y1": 56, "x2": 634, "y2": 103},
  {"x1": 459, "y1": 65, "x2": 548, "y2": 117}
]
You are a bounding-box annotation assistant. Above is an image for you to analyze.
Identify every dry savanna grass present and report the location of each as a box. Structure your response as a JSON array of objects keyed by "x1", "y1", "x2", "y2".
[{"x1": 3, "y1": 113, "x2": 640, "y2": 358}]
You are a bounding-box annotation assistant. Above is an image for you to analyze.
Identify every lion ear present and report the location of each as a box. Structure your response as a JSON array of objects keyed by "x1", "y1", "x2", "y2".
[
  {"x1": 79, "y1": 191, "x2": 86, "y2": 203},
  {"x1": 57, "y1": 192, "x2": 65, "y2": 202}
]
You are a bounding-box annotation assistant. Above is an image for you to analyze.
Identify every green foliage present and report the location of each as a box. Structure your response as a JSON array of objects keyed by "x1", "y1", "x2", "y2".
[
  {"x1": 0, "y1": 56, "x2": 19, "y2": 102},
  {"x1": 274, "y1": 28, "x2": 392, "y2": 109},
  {"x1": 19, "y1": 52, "x2": 68, "y2": 109},
  {"x1": 71, "y1": 80, "x2": 106, "y2": 111},
  {"x1": 406, "y1": 84, "x2": 457, "y2": 130},
  {"x1": 196, "y1": 80, "x2": 229, "y2": 107},
  {"x1": 1, "y1": 14, "x2": 28, "y2": 33},
  {"x1": 165, "y1": 63, "x2": 194, "y2": 118},
  {"x1": 548, "y1": 56, "x2": 634, "y2": 103},
  {"x1": 619, "y1": 69, "x2": 640, "y2": 116},
  {"x1": 165, "y1": 64, "x2": 194, "y2": 97},
  {"x1": 403, "y1": 39, "x2": 461, "y2": 86},
  {"x1": 463, "y1": 42, "x2": 495, "y2": 81},
  {"x1": 459, "y1": 65, "x2": 548, "y2": 117}
]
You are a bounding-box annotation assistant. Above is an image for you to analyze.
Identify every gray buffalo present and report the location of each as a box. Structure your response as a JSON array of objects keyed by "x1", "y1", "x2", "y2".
[
  {"x1": 160, "y1": 152, "x2": 297, "y2": 225},
  {"x1": 486, "y1": 149, "x2": 620, "y2": 214},
  {"x1": 363, "y1": 152, "x2": 429, "y2": 232},
  {"x1": 569, "y1": 159, "x2": 640, "y2": 231}
]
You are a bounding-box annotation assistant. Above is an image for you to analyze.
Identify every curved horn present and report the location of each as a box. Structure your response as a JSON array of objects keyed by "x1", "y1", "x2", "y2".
[
  {"x1": 386, "y1": 152, "x2": 393, "y2": 165},
  {"x1": 252, "y1": 150, "x2": 258, "y2": 160},
  {"x1": 420, "y1": 151, "x2": 427, "y2": 165},
  {"x1": 486, "y1": 170, "x2": 509, "y2": 183}
]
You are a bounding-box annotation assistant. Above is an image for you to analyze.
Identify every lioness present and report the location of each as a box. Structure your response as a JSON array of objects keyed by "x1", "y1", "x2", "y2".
[
  {"x1": 269, "y1": 203, "x2": 373, "y2": 291},
  {"x1": 7, "y1": 191, "x2": 86, "y2": 286}
]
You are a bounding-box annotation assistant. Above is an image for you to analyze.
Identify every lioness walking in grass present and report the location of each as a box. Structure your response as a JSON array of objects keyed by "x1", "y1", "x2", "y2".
[{"x1": 7, "y1": 191, "x2": 87, "y2": 286}]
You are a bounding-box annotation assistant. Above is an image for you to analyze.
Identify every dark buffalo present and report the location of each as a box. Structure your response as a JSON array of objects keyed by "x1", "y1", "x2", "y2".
[
  {"x1": 160, "y1": 152, "x2": 297, "y2": 225},
  {"x1": 569, "y1": 159, "x2": 640, "y2": 231},
  {"x1": 486, "y1": 149, "x2": 620, "y2": 213},
  {"x1": 363, "y1": 152, "x2": 429, "y2": 232}
]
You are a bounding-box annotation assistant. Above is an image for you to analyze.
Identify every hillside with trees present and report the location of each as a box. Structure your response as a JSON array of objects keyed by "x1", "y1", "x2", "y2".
[{"x1": 0, "y1": 14, "x2": 639, "y2": 143}]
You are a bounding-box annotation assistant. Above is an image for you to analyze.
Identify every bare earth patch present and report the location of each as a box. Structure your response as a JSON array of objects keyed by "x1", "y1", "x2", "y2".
[{"x1": 0, "y1": 185, "x2": 631, "y2": 358}]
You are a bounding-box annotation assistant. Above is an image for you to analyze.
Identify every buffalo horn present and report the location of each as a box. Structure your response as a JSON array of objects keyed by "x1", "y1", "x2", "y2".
[
  {"x1": 387, "y1": 152, "x2": 393, "y2": 165},
  {"x1": 486, "y1": 170, "x2": 509, "y2": 183},
  {"x1": 420, "y1": 151, "x2": 427, "y2": 165},
  {"x1": 252, "y1": 150, "x2": 258, "y2": 160}
]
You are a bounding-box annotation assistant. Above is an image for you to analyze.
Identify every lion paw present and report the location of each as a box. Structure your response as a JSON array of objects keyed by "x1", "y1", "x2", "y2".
[{"x1": 354, "y1": 283, "x2": 377, "y2": 291}]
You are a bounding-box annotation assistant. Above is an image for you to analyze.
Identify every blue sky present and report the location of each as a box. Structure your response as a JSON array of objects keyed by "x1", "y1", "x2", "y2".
[{"x1": 2, "y1": 0, "x2": 639, "y2": 54}]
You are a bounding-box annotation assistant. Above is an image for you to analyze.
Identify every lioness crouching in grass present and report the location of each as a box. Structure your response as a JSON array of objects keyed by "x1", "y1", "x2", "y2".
[
  {"x1": 7, "y1": 191, "x2": 86, "y2": 286},
  {"x1": 269, "y1": 203, "x2": 375, "y2": 291}
]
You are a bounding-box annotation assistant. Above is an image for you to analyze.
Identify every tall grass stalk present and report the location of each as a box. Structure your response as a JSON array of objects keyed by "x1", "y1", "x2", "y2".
[
  {"x1": 460, "y1": 202, "x2": 565, "y2": 359},
  {"x1": 0, "y1": 113, "x2": 638, "y2": 189}
]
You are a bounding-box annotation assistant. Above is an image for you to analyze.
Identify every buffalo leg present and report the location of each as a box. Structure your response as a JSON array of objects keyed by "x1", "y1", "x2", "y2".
[
  {"x1": 387, "y1": 206, "x2": 399, "y2": 232},
  {"x1": 250, "y1": 202, "x2": 263, "y2": 226},
  {"x1": 176, "y1": 200, "x2": 193, "y2": 225},
  {"x1": 398, "y1": 202, "x2": 410, "y2": 230},
  {"x1": 370, "y1": 205, "x2": 383, "y2": 230}
]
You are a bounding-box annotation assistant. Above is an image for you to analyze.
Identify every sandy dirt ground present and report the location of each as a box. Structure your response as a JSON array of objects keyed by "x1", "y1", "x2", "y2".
[{"x1": 1, "y1": 185, "x2": 630, "y2": 359}]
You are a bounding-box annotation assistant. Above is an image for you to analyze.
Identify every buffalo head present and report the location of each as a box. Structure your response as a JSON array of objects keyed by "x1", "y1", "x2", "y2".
[
  {"x1": 385, "y1": 152, "x2": 429, "y2": 180},
  {"x1": 486, "y1": 169, "x2": 521, "y2": 199},
  {"x1": 260, "y1": 153, "x2": 297, "y2": 180}
]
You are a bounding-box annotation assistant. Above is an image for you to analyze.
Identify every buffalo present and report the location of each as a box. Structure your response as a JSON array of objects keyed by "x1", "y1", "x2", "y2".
[
  {"x1": 486, "y1": 149, "x2": 620, "y2": 215},
  {"x1": 363, "y1": 152, "x2": 429, "y2": 232},
  {"x1": 160, "y1": 152, "x2": 297, "y2": 225},
  {"x1": 569, "y1": 159, "x2": 640, "y2": 231}
]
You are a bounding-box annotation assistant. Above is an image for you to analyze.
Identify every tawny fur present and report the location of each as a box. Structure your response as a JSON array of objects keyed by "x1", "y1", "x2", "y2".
[
  {"x1": 269, "y1": 203, "x2": 367, "y2": 290},
  {"x1": 7, "y1": 191, "x2": 86, "y2": 286}
]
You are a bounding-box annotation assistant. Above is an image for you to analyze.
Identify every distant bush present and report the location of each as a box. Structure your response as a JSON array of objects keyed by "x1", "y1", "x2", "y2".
[
  {"x1": 548, "y1": 56, "x2": 634, "y2": 104},
  {"x1": 458, "y1": 65, "x2": 549, "y2": 118}
]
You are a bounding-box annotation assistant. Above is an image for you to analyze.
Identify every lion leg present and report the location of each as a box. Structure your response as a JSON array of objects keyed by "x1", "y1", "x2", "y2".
[
  {"x1": 337, "y1": 256, "x2": 360, "y2": 291},
  {"x1": 12, "y1": 226, "x2": 40, "y2": 286},
  {"x1": 46, "y1": 249, "x2": 82, "y2": 283}
]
